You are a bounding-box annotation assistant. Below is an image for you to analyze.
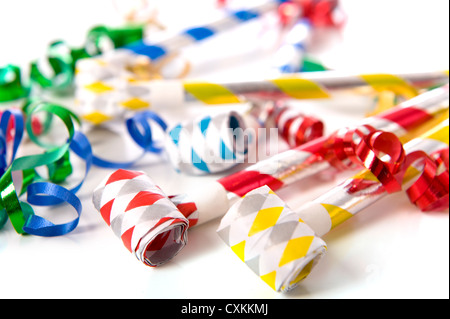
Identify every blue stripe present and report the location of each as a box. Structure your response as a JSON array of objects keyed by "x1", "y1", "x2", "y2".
[
  {"x1": 184, "y1": 27, "x2": 215, "y2": 41},
  {"x1": 293, "y1": 42, "x2": 305, "y2": 50},
  {"x1": 198, "y1": 116, "x2": 211, "y2": 136},
  {"x1": 233, "y1": 9, "x2": 259, "y2": 22},
  {"x1": 169, "y1": 124, "x2": 182, "y2": 146},
  {"x1": 279, "y1": 64, "x2": 295, "y2": 73},
  {"x1": 192, "y1": 149, "x2": 209, "y2": 172},
  {"x1": 126, "y1": 42, "x2": 167, "y2": 60},
  {"x1": 220, "y1": 140, "x2": 236, "y2": 160}
]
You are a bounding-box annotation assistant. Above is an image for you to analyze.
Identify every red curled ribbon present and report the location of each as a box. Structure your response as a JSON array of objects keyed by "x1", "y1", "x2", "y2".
[
  {"x1": 278, "y1": 0, "x2": 344, "y2": 28},
  {"x1": 405, "y1": 149, "x2": 449, "y2": 212},
  {"x1": 325, "y1": 125, "x2": 449, "y2": 212}
]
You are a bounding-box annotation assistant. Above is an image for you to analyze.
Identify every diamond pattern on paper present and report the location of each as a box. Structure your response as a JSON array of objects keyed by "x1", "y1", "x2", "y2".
[{"x1": 217, "y1": 185, "x2": 327, "y2": 292}]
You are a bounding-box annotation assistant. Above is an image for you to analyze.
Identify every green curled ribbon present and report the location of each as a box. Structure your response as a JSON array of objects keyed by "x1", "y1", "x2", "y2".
[
  {"x1": 0, "y1": 65, "x2": 30, "y2": 103},
  {"x1": 29, "y1": 41, "x2": 90, "y2": 94},
  {"x1": 0, "y1": 101, "x2": 81, "y2": 234},
  {"x1": 2, "y1": 23, "x2": 145, "y2": 96},
  {"x1": 85, "y1": 25, "x2": 144, "y2": 56}
]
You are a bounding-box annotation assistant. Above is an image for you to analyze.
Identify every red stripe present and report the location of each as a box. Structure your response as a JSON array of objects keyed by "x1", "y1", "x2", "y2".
[
  {"x1": 187, "y1": 218, "x2": 198, "y2": 228},
  {"x1": 121, "y1": 226, "x2": 135, "y2": 252},
  {"x1": 379, "y1": 107, "x2": 432, "y2": 131},
  {"x1": 296, "y1": 135, "x2": 328, "y2": 154},
  {"x1": 218, "y1": 170, "x2": 284, "y2": 197},
  {"x1": 100, "y1": 199, "x2": 114, "y2": 226},
  {"x1": 176, "y1": 202, "x2": 199, "y2": 227},
  {"x1": 106, "y1": 169, "x2": 144, "y2": 185},
  {"x1": 176, "y1": 202, "x2": 197, "y2": 219},
  {"x1": 125, "y1": 191, "x2": 164, "y2": 211}
]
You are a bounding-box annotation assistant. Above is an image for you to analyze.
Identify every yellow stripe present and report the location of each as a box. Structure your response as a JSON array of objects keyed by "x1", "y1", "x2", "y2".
[
  {"x1": 120, "y1": 97, "x2": 150, "y2": 110},
  {"x1": 360, "y1": 74, "x2": 418, "y2": 99},
  {"x1": 398, "y1": 109, "x2": 449, "y2": 144},
  {"x1": 248, "y1": 206, "x2": 283, "y2": 237},
  {"x1": 82, "y1": 111, "x2": 112, "y2": 125},
  {"x1": 321, "y1": 203, "x2": 353, "y2": 230},
  {"x1": 418, "y1": 119, "x2": 449, "y2": 145},
  {"x1": 183, "y1": 82, "x2": 242, "y2": 104},
  {"x1": 271, "y1": 77, "x2": 330, "y2": 99},
  {"x1": 278, "y1": 236, "x2": 314, "y2": 267},
  {"x1": 352, "y1": 170, "x2": 379, "y2": 181},
  {"x1": 366, "y1": 90, "x2": 398, "y2": 116},
  {"x1": 84, "y1": 81, "x2": 114, "y2": 94}
]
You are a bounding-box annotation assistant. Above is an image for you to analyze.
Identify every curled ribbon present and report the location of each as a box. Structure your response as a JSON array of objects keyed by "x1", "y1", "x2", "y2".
[
  {"x1": 278, "y1": 0, "x2": 344, "y2": 28},
  {"x1": 403, "y1": 148, "x2": 449, "y2": 212},
  {"x1": 0, "y1": 102, "x2": 85, "y2": 235},
  {"x1": 269, "y1": 104, "x2": 324, "y2": 147},
  {"x1": 0, "y1": 65, "x2": 29, "y2": 102},
  {"x1": 324, "y1": 124, "x2": 449, "y2": 212},
  {"x1": 0, "y1": 101, "x2": 175, "y2": 236},
  {"x1": 90, "y1": 110, "x2": 168, "y2": 169},
  {"x1": 30, "y1": 40, "x2": 91, "y2": 93}
]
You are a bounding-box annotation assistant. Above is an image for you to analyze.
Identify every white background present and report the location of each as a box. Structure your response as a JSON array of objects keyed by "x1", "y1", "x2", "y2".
[{"x1": 0, "y1": 0, "x2": 449, "y2": 299}]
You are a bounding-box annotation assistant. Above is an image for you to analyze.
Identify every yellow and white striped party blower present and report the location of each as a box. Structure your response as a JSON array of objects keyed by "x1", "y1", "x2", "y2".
[
  {"x1": 75, "y1": 61, "x2": 448, "y2": 125},
  {"x1": 217, "y1": 119, "x2": 449, "y2": 292}
]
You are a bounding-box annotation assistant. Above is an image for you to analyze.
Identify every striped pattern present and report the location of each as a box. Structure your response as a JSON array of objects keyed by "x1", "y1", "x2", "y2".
[
  {"x1": 90, "y1": 86, "x2": 448, "y2": 267},
  {"x1": 92, "y1": 169, "x2": 189, "y2": 267},
  {"x1": 75, "y1": 49, "x2": 156, "y2": 124},
  {"x1": 218, "y1": 119, "x2": 449, "y2": 291},
  {"x1": 75, "y1": 60, "x2": 448, "y2": 124},
  {"x1": 299, "y1": 119, "x2": 449, "y2": 234},
  {"x1": 165, "y1": 111, "x2": 255, "y2": 175},
  {"x1": 183, "y1": 70, "x2": 448, "y2": 104},
  {"x1": 124, "y1": 1, "x2": 278, "y2": 60},
  {"x1": 272, "y1": 19, "x2": 311, "y2": 73},
  {"x1": 218, "y1": 85, "x2": 449, "y2": 198}
]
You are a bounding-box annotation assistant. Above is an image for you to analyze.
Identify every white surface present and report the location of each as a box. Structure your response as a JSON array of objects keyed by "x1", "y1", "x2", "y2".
[{"x1": 0, "y1": 0, "x2": 449, "y2": 299}]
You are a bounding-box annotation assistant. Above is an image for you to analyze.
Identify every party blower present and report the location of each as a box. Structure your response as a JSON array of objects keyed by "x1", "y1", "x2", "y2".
[
  {"x1": 92, "y1": 84, "x2": 449, "y2": 267},
  {"x1": 217, "y1": 119, "x2": 449, "y2": 292},
  {"x1": 93, "y1": 85, "x2": 448, "y2": 266},
  {"x1": 164, "y1": 104, "x2": 323, "y2": 174},
  {"x1": 93, "y1": 85, "x2": 449, "y2": 266},
  {"x1": 87, "y1": 0, "x2": 279, "y2": 59},
  {"x1": 75, "y1": 65, "x2": 448, "y2": 125},
  {"x1": 76, "y1": 0, "x2": 287, "y2": 93},
  {"x1": 85, "y1": 0, "x2": 341, "y2": 70},
  {"x1": 31, "y1": 0, "x2": 331, "y2": 95}
]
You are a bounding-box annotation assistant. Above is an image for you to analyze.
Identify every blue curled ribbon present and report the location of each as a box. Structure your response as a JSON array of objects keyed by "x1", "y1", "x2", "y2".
[
  {"x1": 1, "y1": 107, "x2": 167, "y2": 236},
  {"x1": 22, "y1": 182, "x2": 82, "y2": 236},
  {"x1": 22, "y1": 110, "x2": 167, "y2": 235},
  {"x1": 21, "y1": 131, "x2": 92, "y2": 236},
  {"x1": 0, "y1": 109, "x2": 25, "y2": 228},
  {"x1": 0, "y1": 108, "x2": 24, "y2": 176},
  {"x1": 0, "y1": 106, "x2": 90, "y2": 236},
  {"x1": 27, "y1": 131, "x2": 93, "y2": 207},
  {"x1": 91, "y1": 110, "x2": 168, "y2": 168}
]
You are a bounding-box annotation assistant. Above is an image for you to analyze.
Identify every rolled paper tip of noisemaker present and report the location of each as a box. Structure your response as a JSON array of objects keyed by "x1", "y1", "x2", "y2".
[
  {"x1": 165, "y1": 111, "x2": 255, "y2": 175},
  {"x1": 217, "y1": 185, "x2": 327, "y2": 292},
  {"x1": 92, "y1": 169, "x2": 189, "y2": 267},
  {"x1": 75, "y1": 49, "x2": 150, "y2": 85}
]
